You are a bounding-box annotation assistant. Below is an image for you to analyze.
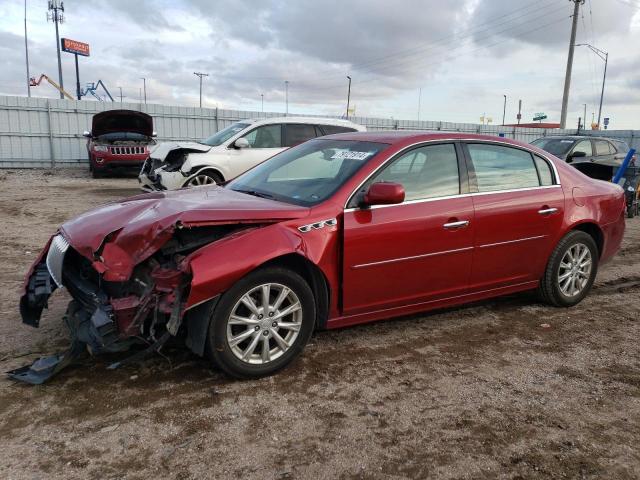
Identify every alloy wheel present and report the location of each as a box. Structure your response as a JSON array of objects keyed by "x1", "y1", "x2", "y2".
[
  {"x1": 226, "y1": 283, "x2": 303, "y2": 365},
  {"x1": 557, "y1": 243, "x2": 592, "y2": 297},
  {"x1": 188, "y1": 174, "x2": 217, "y2": 187}
]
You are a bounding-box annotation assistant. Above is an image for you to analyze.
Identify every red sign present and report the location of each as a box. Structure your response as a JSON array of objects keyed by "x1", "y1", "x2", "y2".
[{"x1": 61, "y1": 38, "x2": 90, "y2": 57}]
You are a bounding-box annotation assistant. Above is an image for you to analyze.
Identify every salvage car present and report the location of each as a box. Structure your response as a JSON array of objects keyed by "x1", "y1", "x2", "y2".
[
  {"x1": 138, "y1": 116, "x2": 365, "y2": 191},
  {"x1": 84, "y1": 110, "x2": 156, "y2": 178},
  {"x1": 13, "y1": 132, "x2": 626, "y2": 384},
  {"x1": 531, "y1": 135, "x2": 632, "y2": 165}
]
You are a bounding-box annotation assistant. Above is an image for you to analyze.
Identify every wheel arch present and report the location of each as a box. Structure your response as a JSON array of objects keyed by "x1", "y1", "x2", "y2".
[
  {"x1": 258, "y1": 253, "x2": 331, "y2": 330},
  {"x1": 570, "y1": 221, "x2": 604, "y2": 258},
  {"x1": 184, "y1": 166, "x2": 226, "y2": 186}
]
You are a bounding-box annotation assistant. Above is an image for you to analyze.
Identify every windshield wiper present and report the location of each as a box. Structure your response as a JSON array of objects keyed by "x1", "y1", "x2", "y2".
[{"x1": 234, "y1": 189, "x2": 275, "y2": 200}]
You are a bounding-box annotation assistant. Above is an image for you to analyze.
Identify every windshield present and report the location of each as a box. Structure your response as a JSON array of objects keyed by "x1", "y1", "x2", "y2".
[
  {"x1": 531, "y1": 138, "x2": 575, "y2": 156},
  {"x1": 227, "y1": 139, "x2": 388, "y2": 206},
  {"x1": 201, "y1": 122, "x2": 250, "y2": 146}
]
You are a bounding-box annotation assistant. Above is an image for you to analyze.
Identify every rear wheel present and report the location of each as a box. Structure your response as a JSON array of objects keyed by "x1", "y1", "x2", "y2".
[
  {"x1": 207, "y1": 267, "x2": 315, "y2": 378},
  {"x1": 185, "y1": 171, "x2": 222, "y2": 187},
  {"x1": 538, "y1": 231, "x2": 598, "y2": 307}
]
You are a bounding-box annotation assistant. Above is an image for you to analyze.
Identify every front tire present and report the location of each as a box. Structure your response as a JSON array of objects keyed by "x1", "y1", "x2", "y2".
[
  {"x1": 185, "y1": 171, "x2": 223, "y2": 187},
  {"x1": 207, "y1": 267, "x2": 316, "y2": 379},
  {"x1": 538, "y1": 231, "x2": 598, "y2": 307}
]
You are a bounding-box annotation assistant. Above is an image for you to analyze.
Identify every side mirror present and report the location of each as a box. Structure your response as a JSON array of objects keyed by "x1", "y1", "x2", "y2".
[
  {"x1": 234, "y1": 137, "x2": 250, "y2": 149},
  {"x1": 152, "y1": 131, "x2": 158, "y2": 137},
  {"x1": 361, "y1": 182, "x2": 405, "y2": 207},
  {"x1": 568, "y1": 150, "x2": 586, "y2": 162},
  {"x1": 83, "y1": 131, "x2": 91, "y2": 138}
]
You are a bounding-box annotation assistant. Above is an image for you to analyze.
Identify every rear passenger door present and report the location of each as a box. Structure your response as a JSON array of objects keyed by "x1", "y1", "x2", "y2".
[{"x1": 463, "y1": 142, "x2": 565, "y2": 291}]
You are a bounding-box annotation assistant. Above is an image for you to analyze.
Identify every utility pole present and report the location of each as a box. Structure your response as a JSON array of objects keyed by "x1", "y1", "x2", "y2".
[
  {"x1": 194, "y1": 72, "x2": 209, "y2": 108},
  {"x1": 47, "y1": 0, "x2": 65, "y2": 99},
  {"x1": 24, "y1": 0, "x2": 31, "y2": 97},
  {"x1": 140, "y1": 77, "x2": 147, "y2": 104},
  {"x1": 583, "y1": 103, "x2": 587, "y2": 128},
  {"x1": 560, "y1": 0, "x2": 584, "y2": 129},
  {"x1": 417, "y1": 88, "x2": 422, "y2": 122},
  {"x1": 346, "y1": 76, "x2": 352, "y2": 120},
  {"x1": 502, "y1": 94, "x2": 507, "y2": 125},
  {"x1": 284, "y1": 80, "x2": 289, "y2": 116},
  {"x1": 261, "y1": 93, "x2": 264, "y2": 113},
  {"x1": 118, "y1": 87, "x2": 125, "y2": 103}
]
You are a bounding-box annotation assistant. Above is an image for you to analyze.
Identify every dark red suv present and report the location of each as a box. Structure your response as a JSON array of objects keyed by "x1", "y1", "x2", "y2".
[{"x1": 84, "y1": 110, "x2": 155, "y2": 178}]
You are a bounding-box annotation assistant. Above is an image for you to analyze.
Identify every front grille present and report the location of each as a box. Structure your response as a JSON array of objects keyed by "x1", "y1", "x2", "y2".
[
  {"x1": 46, "y1": 234, "x2": 69, "y2": 287},
  {"x1": 110, "y1": 146, "x2": 146, "y2": 155}
]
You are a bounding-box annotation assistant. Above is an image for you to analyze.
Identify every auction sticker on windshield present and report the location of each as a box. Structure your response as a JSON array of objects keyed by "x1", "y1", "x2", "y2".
[{"x1": 331, "y1": 150, "x2": 373, "y2": 160}]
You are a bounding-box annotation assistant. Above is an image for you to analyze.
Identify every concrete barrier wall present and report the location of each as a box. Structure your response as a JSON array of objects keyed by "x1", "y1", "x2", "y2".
[{"x1": 0, "y1": 95, "x2": 636, "y2": 168}]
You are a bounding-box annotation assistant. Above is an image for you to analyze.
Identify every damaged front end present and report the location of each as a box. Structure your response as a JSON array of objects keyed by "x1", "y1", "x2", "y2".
[{"x1": 11, "y1": 223, "x2": 243, "y2": 384}]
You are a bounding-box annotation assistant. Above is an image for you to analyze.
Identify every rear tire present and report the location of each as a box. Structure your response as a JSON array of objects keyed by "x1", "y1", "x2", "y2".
[
  {"x1": 538, "y1": 231, "x2": 598, "y2": 307},
  {"x1": 206, "y1": 267, "x2": 315, "y2": 379}
]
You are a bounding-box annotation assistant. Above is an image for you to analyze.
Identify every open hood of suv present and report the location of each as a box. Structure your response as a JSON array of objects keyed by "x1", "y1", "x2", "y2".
[{"x1": 91, "y1": 110, "x2": 154, "y2": 138}]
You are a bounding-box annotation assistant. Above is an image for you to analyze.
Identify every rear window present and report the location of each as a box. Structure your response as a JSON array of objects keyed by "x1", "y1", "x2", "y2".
[{"x1": 284, "y1": 124, "x2": 317, "y2": 147}]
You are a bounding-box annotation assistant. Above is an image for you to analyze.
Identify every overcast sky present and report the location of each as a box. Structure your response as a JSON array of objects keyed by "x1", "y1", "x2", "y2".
[{"x1": 1, "y1": 0, "x2": 639, "y2": 128}]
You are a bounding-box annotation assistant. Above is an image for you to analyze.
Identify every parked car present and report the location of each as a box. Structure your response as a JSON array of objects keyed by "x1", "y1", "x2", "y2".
[
  {"x1": 13, "y1": 132, "x2": 626, "y2": 384},
  {"x1": 532, "y1": 135, "x2": 638, "y2": 218},
  {"x1": 531, "y1": 135, "x2": 632, "y2": 166},
  {"x1": 84, "y1": 110, "x2": 156, "y2": 178},
  {"x1": 138, "y1": 117, "x2": 365, "y2": 191}
]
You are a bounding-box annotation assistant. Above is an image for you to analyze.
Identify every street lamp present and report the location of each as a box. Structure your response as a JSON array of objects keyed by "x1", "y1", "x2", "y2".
[
  {"x1": 502, "y1": 94, "x2": 507, "y2": 126},
  {"x1": 575, "y1": 43, "x2": 608, "y2": 130},
  {"x1": 346, "y1": 76, "x2": 352, "y2": 120},
  {"x1": 284, "y1": 80, "x2": 289, "y2": 116},
  {"x1": 261, "y1": 93, "x2": 264, "y2": 113},
  {"x1": 193, "y1": 72, "x2": 209, "y2": 108},
  {"x1": 140, "y1": 77, "x2": 147, "y2": 104}
]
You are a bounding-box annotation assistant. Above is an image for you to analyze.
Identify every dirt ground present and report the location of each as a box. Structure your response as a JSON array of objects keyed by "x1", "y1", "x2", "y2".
[{"x1": 0, "y1": 169, "x2": 639, "y2": 480}]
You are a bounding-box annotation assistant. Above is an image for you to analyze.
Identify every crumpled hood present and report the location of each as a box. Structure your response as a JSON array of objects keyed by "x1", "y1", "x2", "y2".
[
  {"x1": 149, "y1": 141, "x2": 211, "y2": 161},
  {"x1": 60, "y1": 186, "x2": 310, "y2": 281}
]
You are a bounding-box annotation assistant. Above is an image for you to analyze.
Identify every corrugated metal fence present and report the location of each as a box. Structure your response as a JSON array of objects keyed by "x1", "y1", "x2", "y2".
[{"x1": 1, "y1": 95, "x2": 638, "y2": 168}]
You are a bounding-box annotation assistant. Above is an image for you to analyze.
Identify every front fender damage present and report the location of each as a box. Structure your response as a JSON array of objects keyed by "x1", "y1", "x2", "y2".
[{"x1": 10, "y1": 221, "x2": 262, "y2": 384}]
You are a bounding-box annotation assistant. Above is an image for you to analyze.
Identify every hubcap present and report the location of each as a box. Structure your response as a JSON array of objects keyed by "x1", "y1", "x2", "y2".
[
  {"x1": 226, "y1": 283, "x2": 302, "y2": 365},
  {"x1": 557, "y1": 243, "x2": 592, "y2": 297},
  {"x1": 188, "y1": 174, "x2": 216, "y2": 187}
]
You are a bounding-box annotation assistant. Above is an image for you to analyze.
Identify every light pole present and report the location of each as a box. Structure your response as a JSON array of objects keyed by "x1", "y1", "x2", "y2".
[
  {"x1": 140, "y1": 77, "x2": 147, "y2": 104},
  {"x1": 502, "y1": 94, "x2": 507, "y2": 125},
  {"x1": 24, "y1": 0, "x2": 31, "y2": 97},
  {"x1": 576, "y1": 43, "x2": 608, "y2": 130},
  {"x1": 560, "y1": 0, "x2": 584, "y2": 129},
  {"x1": 194, "y1": 72, "x2": 209, "y2": 108},
  {"x1": 284, "y1": 80, "x2": 289, "y2": 116},
  {"x1": 417, "y1": 88, "x2": 422, "y2": 122},
  {"x1": 47, "y1": 0, "x2": 65, "y2": 99},
  {"x1": 346, "y1": 76, "x2": 352, "y2": 120},
  {"x1": 261, "y1": 93, "x2": 264, "y2": 113},
  {"x1": 118, "y1": 86, "x2": 125, "y2": 103}
]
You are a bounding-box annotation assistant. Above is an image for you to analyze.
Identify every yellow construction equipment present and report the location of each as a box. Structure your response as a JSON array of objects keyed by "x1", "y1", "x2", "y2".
[{"x1": 29, "y1": 74, "x2": 75, "y2": 100}]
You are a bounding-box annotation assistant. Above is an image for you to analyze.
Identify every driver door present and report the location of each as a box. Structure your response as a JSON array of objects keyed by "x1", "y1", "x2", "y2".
[{"x1": 342, "y1": 143, "x2": 474, "y2": 315}]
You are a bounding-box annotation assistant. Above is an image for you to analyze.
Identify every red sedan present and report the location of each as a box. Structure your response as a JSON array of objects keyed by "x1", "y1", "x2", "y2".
[{"x1": 13, "y1": 132, "x2": 626, "y2": 383}]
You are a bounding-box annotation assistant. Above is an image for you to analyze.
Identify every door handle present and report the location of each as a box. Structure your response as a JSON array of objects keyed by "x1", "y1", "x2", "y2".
[
  {"x1": 443, "y1": 220, "x2": 470, "y2": 230},
  {"x1": 538, "y1": 208, "x2": 558, "y2": 215}
]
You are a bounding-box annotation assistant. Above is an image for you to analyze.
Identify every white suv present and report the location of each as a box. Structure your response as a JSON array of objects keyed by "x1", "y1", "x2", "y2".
[{"x1": 139, "y1": 117, "x2": 365, "y2": 191}]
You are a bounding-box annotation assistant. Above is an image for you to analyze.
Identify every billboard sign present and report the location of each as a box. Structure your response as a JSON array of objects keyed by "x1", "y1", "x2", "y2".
[{"x1": 61, "y1": 38, "x2": 90, "y2": 57}]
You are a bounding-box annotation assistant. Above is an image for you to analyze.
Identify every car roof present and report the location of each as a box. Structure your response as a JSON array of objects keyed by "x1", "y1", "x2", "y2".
[
  {"x1": 318, "y1": 130, "x2": 535, "y2": 147},
  {"x1": 242, "y1": 116, "x2": 365, "y2": 129}
]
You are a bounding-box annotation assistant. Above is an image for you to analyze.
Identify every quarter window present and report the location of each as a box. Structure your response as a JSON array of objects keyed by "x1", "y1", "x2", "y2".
[
  {"x1": 573, "y1": 140, "x2": 592, "y2": 156},
  {"x1": 368, "y1": 143, "x2": 460, "y2": 201},
  {"x1": 534, "y1": 156, "x2": 554, "y2": 186},
  {"x1": 284, "y1": 124, "x2": 317, "y2": 147},
  {"x1": 242, "y1": 124, "x2": 282, "y2": 148},
  {"x1": 467, "y1": 144, "x2": 540, "y2": 192},
  {"x1": 595, "y1": 140, "x2": 610, "y2": 156}
]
